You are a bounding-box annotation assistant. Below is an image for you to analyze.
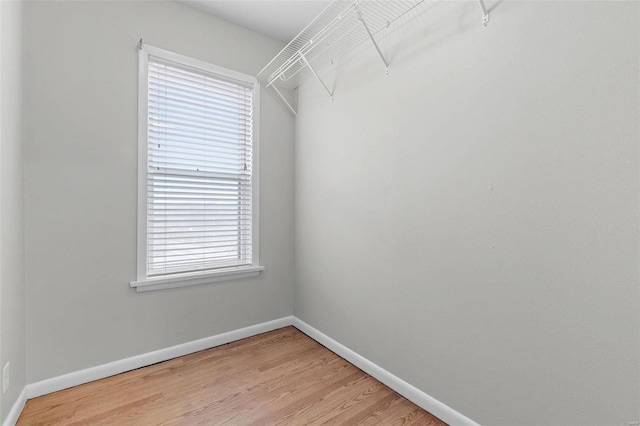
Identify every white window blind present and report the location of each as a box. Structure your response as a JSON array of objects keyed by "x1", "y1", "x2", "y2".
[{"x1": 145, "y1": 54, "x2": 255, "y2": 278}]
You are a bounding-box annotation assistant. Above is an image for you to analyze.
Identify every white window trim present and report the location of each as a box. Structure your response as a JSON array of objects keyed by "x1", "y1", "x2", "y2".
[{"x1": 131, "y1": 42, "x2": 262, "y2": 292}]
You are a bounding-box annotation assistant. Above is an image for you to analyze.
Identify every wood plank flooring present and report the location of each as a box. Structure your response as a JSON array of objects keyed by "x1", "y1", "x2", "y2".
[{"x1": 17, "y1": 327, "x2": 446, "y2": 425}]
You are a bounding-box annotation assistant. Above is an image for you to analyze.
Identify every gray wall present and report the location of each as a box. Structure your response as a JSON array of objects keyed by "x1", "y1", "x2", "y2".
[
  {"x1": 24, "y1": 1, "x2": 294, "y2": 383},
  {"x1": 294, "y1": 2, "x2": 639, "y2": 425},
  {"x1": 0, "y1": 0, "x2": 26, "y2": 422}
]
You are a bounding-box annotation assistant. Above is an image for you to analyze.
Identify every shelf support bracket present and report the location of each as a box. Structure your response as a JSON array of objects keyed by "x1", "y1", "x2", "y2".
[
  {"x1": 300, "y1": 52, "x2": 334, "y2": 101},
  {"x1": 271, "y1": 85, "x2": 297, "y2": 116},
  {"x1": 478, "y1": 0, "x2": 489, "y2": 25},
  {"x1": 356, "y1": 6, "x2": 390, "y2": 75}
]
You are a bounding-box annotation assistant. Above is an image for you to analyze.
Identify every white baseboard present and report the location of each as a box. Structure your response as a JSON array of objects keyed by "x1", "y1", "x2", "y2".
[
  {"x1": 27, "y1": 316, "x2": 294, "y2": 399},
  {"x1": 292, "y1": 317, "x2": 480, "y2": 426},
  {"x1": 2, "y1": 386, "x2": 27, "y2": 426},
  {"x1": 7, "y1": 315, "x2": 477, "y2": 426}
]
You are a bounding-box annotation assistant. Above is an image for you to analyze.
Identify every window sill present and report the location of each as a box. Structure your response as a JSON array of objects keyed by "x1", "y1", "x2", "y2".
[{"x1": 130, "y1": 265, "x2": 265, "y2": 293}]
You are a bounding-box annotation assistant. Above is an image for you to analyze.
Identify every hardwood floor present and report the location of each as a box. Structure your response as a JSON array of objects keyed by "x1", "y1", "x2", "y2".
[{"x1": 17, "y1": 327, "x2": 446, "y2": 425}]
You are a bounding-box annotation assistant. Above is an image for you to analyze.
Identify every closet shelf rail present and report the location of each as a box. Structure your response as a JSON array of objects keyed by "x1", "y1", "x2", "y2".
[{"x1": 258, "y1": 0, "x2": 490, "y2": 115}]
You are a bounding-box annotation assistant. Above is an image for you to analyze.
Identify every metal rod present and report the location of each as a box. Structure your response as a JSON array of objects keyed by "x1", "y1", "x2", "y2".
[
  {"x1": 271, "y1": 85, "x2": 297, "y2": 116},
  {"x1": 300, "y1": 52, "x2": 334, "y2": 100},
  {"x1": 356, "y1": 5, "x2": 389, "y2": 75},
  {"x1": 478, "y1": 0, "x2": 489, "y2": 25}
]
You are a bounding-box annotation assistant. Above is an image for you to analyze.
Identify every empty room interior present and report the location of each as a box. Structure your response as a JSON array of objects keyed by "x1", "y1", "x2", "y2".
[{"x1": 0, "y1": 0, "x2": 639, "y2": 425}]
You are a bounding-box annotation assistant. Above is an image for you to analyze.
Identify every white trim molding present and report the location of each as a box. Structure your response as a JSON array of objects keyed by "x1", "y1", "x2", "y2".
[
  {"x1": 9, "y1": 316, "x2": 478, "y2": 426},
  {"x1": 292, "y1": 318, "x2": 480, "y2": 426},
  {"x1": 27, "y1": 316, "x2": 293, "y2": 399},
  {"x1": 2, "y1": 386, "x2": 27, "y2": 426},
  {"x1": 130, "y1": 265, "x2": 265, "y2": 292}
]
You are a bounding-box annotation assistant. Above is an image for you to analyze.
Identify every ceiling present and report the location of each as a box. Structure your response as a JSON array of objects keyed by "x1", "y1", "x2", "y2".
[{"x1": 179, "y1": 1, "x2": 333, "y2": 43}]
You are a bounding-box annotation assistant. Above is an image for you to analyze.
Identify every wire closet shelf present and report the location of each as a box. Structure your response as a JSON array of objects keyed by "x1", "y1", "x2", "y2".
[{"x1": 257, "y1": 0, "x2": 489, "y2": 113}]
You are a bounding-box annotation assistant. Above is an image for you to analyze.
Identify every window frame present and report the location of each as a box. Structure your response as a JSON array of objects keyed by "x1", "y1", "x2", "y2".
[{"x1": 131, "y1": 42, "x2": 263, "y2": 293}]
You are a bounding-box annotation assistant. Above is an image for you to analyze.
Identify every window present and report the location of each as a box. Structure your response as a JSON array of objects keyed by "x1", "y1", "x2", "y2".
[{"x1": 131, "y1": 42, "x2": 263, "y2": 292}]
